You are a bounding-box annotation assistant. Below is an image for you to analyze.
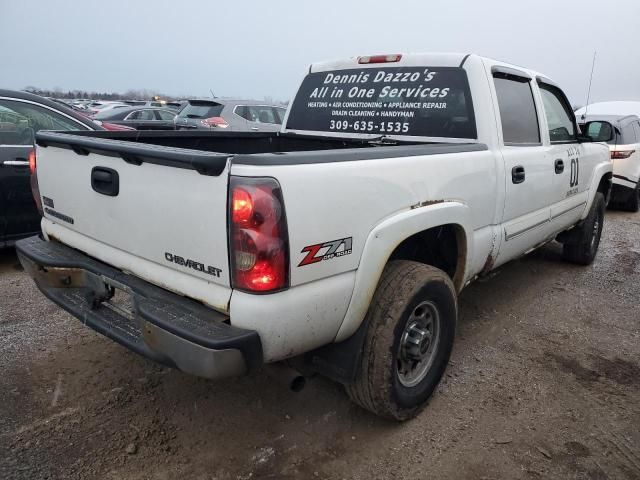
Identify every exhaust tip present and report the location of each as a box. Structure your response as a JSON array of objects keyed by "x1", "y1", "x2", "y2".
[
  {"x1": 290, "y1": 375, "x2": 306, "y2": 392},
  {"x1": 264, "y1": 363, "x2": 307, "y2": 392}
]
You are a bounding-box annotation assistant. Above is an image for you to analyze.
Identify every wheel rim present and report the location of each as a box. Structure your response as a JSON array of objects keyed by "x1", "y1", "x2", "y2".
[{"x1": 396, "y1": 300, "x2": 441, "y2": 388}]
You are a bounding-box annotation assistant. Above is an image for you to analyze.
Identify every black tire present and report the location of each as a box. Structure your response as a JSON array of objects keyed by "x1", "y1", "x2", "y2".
[
  {"x1": 562, "y1": 192, "x2": 605, "y2": 265},
  {"x1": 346, "y1": 260, "x2": 457, "y2": 421}
]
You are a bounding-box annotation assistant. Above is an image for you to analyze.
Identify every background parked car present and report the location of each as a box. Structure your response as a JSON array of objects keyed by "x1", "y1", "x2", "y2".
[
  {"x1": 174, "y1": 99, "x2": 287, "y2": 132},
  {"x1": 93, "y1": 106, "x2": 177, "y2": 130},
  {"x1": 86, "y1": 101, "x2": 130, "y2": 117},
  {"x1": 575, "y1": 101, "x2": 640, "y2": 122},
  {"x1": 580, "y1": 114, "x2": 640, "y2": 211},
  {"x1": 0, "y1": 89, "x2": 101, "y2": 248}
]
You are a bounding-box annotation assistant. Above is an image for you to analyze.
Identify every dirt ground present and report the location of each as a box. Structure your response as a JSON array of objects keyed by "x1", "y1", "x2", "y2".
[{"x1": 1, "y1": 210, "x2": 638, "y2": 480}]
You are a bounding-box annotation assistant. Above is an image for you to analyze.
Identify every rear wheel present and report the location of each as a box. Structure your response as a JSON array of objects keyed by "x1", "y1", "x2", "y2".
[
  {"x1": 562, "y1": 193, "x2": 605, "y2": 265},
  {"x1": 346, "y1": 260, "x2": 457, "y2": 420}
]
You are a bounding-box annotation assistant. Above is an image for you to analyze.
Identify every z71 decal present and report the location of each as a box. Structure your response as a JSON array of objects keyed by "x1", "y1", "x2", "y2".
[{"x1": 298, "y1": 237, "x2": 353, "y2": 267}]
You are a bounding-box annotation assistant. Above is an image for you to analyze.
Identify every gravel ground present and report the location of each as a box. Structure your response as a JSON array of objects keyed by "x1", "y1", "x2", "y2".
[{"x1": 0, "y1": 210, "x2": 638, "y2": 480}]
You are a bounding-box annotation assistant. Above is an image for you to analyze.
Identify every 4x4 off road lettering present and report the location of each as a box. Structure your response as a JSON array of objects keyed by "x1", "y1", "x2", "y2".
[
  {"x1": 164, "y1": 252, "x2": 222, "y2": 277},
  {"x1": 298, "y1": 237, "x2": 353, "y2": 267}
]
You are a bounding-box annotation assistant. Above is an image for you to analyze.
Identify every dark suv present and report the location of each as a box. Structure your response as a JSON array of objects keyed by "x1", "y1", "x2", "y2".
[{"x1": 0, "y1": 89, "x2": 99, "y2": 248}]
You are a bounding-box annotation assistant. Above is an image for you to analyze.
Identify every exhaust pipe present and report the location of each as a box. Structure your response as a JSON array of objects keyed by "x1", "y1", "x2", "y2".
[{"x1": 264, "y1": 363, "x2": 306, "y2": 392}]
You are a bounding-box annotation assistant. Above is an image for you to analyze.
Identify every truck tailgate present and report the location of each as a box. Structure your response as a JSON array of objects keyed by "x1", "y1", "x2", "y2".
[{"x1": 35, "y1": 132, "x2": 232, "y2": 311}]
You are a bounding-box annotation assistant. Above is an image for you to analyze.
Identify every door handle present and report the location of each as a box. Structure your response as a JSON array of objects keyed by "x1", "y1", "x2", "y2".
[
  {"x1": 554, "y1": 158, "x2": 564, "y2": 174},
  {"x1": 91, "y1": 167, "x2": 119, "y2": 196},
  {"x1": 251, "y1": 127, "x2": 259, "y2": 131},
  {"x1": 1, "y1": 159, "x2": 29, "y2": 166},
  {"x1": 511, "y1": 165, "x2": 526, "y2": 184}
]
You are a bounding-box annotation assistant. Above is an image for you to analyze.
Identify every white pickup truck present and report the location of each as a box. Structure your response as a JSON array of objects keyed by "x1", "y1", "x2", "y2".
[{"x1": 18, "y1": 53, "x2": 612, "y2": 420}]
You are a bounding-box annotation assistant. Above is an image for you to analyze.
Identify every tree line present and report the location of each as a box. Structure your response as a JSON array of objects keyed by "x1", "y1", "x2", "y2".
[
  {"x1": 22, "y1": 86, "x2": 289, "y2": 105},
  {"x1": 23, "y1": 86, "x2": 178, "y2": 101}
]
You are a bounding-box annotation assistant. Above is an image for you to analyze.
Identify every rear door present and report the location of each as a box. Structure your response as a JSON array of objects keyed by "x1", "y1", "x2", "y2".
[
  {"x1": 122, "y1": 109, "x2": 157, "y2": 129},
  {"x1": 0, "y1": 107, "x2": 32, "y2": 242},
  {"x1": 491, "y1": 70, "x2": 554, "y2": 265},
  {"x1": 154, "y1": 109, "x2": 177, "y2": 130},
  {"x1": 239, "y1": 105, "x2": 282, "y2": 132},
  {"x1": 0, "y1": 98, "x2": 90, "y2": 243}
]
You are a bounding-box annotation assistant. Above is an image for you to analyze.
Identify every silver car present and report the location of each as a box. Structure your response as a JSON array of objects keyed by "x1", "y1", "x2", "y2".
[{"x1": 174, "y1": 99, "x2": 287, "y2": 132}]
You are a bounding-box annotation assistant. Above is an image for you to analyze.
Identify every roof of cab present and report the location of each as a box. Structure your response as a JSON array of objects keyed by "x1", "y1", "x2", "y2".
[{"x1": 308, "y1": 52, "x2": 553, "y2": 84}]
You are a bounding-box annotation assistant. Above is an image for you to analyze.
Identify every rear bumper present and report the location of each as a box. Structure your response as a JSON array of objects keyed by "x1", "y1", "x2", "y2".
[
  {"x1": 612, "y1": 174, "x2": 637, "y2": 190},
  {"x1": 1, "y1": 229, "x2": 41, "y2": 249},
  {"x1": 16, "y1": 236, "x2": 263, "y2": 379},
  {"x1": 611, "y1": 181, "x2": 637, "y2": 203}
]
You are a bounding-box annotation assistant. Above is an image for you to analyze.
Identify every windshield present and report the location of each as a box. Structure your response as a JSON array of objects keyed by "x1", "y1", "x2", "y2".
[
  {"x1": 177, "y1": 101, "x2": 224, "y2": 119},
  {"x1": 285, "y1": 66, "x2": 476, "y2": 139}
]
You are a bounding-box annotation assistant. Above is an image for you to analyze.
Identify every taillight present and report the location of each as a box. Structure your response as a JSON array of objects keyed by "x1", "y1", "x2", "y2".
[
  {"x1": 229, "y1": 177, "x2": 289, "y2": 293},
  {"x1": 201, "y1": 117, "x2": 229, "y2": 128},
  {"x1": 28, "y1": 149, "x2": 36, "y2": 175},
  {"x1": 29, "y1": 149, "x2": 43, "y2": 215},
  {"x1": 611, "y1": 150, "x2": 635, "y2": 160},
  {"x1": 358, "y1": 54, "x2": 402, "y2": 64},
  {"x1": 99, "y1": 121, "x2": 136, "y2": 131}
]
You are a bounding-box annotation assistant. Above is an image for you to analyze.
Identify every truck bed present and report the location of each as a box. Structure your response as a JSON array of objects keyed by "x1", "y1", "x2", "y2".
[{"x1": 36, "y1": 130, "x2": 487, "y2": 176}]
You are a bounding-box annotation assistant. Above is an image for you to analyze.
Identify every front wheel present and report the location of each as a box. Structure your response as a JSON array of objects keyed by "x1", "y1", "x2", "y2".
[
  {"x1": 346, "y1": 260, "x2": 457, "y2": 420},
  {"x1": 562, "y1": 192, "x2": 605, "y2": 265}
]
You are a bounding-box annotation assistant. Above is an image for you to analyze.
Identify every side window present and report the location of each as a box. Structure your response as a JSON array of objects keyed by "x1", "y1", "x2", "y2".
[
  {"x1": 273, "y1": 107, "x2": 287, "y2": 124},
  {"x1": 156, "y1": 110, "x2": 176, "y2": 121},
  {"x1": 235, "y1": 105, "x2": 249, "y2": 120},
  {"x1": 539, "y1": 84, "x2": 576, "y2": 143},
  {"x1": 241, "y1": 106, "x2": 277, "y2": 124},
  {"x1": 0, "y1": 99, "x2": 87, "y2": 146},
  {"x1": 128, "y1": 110, "x2": 155, "y2": 121},
  {"x1": 630, "y1": 121, "x2": 640, "y2": 143},
  {"x1": 621, "y1": 123, "x2": 636, "y2": 144},
  {"x1": 493, "y1": 75, "x2": 541, "y2": 145}
]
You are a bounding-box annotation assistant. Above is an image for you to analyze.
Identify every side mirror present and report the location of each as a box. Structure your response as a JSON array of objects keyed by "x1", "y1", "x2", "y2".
[{"x1": 582, "y1": 121, "x2": 614, "y2": 142}]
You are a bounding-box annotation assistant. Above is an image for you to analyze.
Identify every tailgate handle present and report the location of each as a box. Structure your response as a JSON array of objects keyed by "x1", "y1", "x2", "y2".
[{"x1": 91, "y1": 167, "x2": 119, "y2": 196}]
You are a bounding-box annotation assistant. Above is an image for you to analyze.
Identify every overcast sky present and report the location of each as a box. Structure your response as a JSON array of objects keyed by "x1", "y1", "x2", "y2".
[{"x1": 1, "y1": 0, "x2": 638, "y2": 105}]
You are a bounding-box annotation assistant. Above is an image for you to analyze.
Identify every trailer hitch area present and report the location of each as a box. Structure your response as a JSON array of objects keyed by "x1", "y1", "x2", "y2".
[{"x1": 20, "y1": 257, "x2": 118, "y2": 309}]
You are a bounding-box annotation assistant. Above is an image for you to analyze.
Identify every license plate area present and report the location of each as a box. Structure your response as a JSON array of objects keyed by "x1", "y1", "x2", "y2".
[{"x1": 100, "y1": 276, "x2": 136, "y2": 321}]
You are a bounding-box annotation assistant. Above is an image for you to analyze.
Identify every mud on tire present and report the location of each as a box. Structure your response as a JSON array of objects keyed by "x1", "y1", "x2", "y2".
[
  {"x1": 346, "y1": 260, "x2": 457, "y2": 421},
  {"x1": 562, "y1": 192, "x2": 605, "y2": 265}
]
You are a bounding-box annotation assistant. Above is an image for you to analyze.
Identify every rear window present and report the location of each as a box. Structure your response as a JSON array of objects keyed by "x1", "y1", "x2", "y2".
[
  {"x1": 177, "y1": 101, "x2": 224, "y2": 119},
  {"x1": 285, "y1": 66, "x2": 476, "y2": 138}
]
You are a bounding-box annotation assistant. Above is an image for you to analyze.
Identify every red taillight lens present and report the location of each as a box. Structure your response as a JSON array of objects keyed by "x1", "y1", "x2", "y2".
[
  {"x1": 358, "y1": 54, "x2": 402, "y2": 64},
  {"x1": 232, "y1": 188, "x2": 254, "y2": 226},
  {"x1": 611, "y1": 150, "x2": 635, "y2": 160},
  {"x1": 201, "y1": 117, "x2": 229, "y2": 128},
  {"x1": 229, "y1": 177, "x2": 289, "y2": 293},
  {"x1": 29, "y1": 149, "x2": 43, "y2": 215},
  {"x1": 99, "y1": 122, "x2": 136, "y2": 131},
  {"x1": 28, "y1": 149, "x2": 36, "y2": 175}
]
